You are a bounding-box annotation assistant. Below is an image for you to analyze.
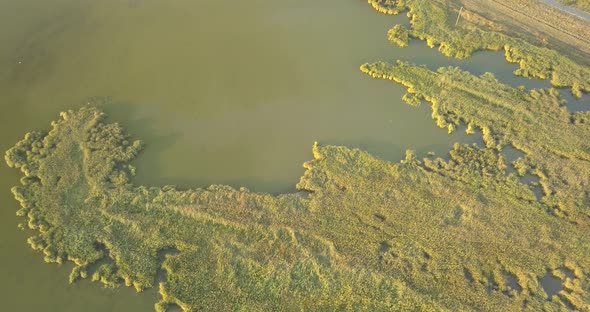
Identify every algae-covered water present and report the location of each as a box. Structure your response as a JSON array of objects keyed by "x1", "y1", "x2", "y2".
[{"x1": 0, "y1": 0, "x2": 581, "y2": 310}]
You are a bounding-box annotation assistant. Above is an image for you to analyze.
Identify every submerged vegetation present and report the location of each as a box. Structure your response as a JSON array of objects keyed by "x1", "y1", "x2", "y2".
[{"x1": 5, "y1": 1, "x2": 590, "y2": 311}]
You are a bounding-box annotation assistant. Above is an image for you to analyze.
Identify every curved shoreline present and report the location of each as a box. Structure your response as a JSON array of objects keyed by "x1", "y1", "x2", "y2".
[{"x1": 4, "y1": 1, "x2": 590, "y2": 310}]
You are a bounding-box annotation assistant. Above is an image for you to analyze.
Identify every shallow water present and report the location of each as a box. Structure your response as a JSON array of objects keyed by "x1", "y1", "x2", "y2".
[
  {"x1": 539, "y1": 271, "x2": 563, "y2": 298},
  {"x1": 563, "y1": 91, "x2": 590, "y2": 112},
  {"x1": 0, "y1": 0, "x2": 568, "y2": 310}
]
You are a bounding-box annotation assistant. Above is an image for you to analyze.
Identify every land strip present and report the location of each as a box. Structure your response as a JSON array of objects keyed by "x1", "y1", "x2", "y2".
[
  {"x1": 459, "y1": 0, "x2": 590, "y2": 62},
  {"x1": 542, "y1": 0, "x2": 590, "y2": 20},
  {"x1": 555, "y1": 0, "x2": 590, "y2": 14}
]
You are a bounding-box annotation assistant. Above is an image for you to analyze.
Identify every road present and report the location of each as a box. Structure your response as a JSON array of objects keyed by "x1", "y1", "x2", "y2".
[
  {"x1": 483, "y1": 0, "x2": 590, "y2": 48},
  {"x1": 539, "y1": 0, "x2": 590, "y2": 21}
]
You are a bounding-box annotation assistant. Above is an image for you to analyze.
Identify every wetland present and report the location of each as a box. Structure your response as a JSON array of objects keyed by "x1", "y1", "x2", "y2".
[{"x1": 2, "y1": 0, "x2": 590, "y2": 311}]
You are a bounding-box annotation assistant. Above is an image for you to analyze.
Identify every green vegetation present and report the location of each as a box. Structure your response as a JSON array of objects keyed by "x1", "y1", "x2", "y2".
[
  {"x1": 367, "y1": 0, "x2": 406, "y2": 15},
  {"x1": 6, "y1": 95, "x2": 590, "y2": 311},
  {"x1": 372, "y1": 0, "x2": 590, "y2": 97},
  {"x1": 6, "y1": 1, "x2": 590, "y2": 311},
  {"x1": 387, "y1": 24, "x2": 410, "y2": 48},
  {"x1": 360, "y1": 61, "x2": 590, "y2": 224}
]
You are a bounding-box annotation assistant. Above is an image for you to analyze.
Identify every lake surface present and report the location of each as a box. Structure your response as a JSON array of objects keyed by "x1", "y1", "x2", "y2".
[{"x1": 0, "y1": 0, "x2": 584, "y2": 310}]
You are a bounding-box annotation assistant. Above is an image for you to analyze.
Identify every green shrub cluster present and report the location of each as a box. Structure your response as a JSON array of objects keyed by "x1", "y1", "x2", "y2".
[{"x1": 367, "y1": 0, "x2": 406, "y2": 15}]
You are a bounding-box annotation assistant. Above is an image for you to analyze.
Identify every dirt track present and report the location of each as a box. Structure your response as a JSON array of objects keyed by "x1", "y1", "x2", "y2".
[
  {"x1": 459, "y1": 0, "x2": 590, "y2": 62},
  {"x1": 539, "y1": 0, "x2": 590, "y2": 21}
]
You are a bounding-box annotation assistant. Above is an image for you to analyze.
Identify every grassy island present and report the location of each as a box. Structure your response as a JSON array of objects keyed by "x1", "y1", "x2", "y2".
[{"x1": 5, "y1": 1, "x2": 590, "y2": 311}]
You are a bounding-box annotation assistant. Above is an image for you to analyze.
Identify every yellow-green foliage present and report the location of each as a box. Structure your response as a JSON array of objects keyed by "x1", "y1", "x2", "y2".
[
  {"x1": 361, "y1": 61, "x2": 590, "y2": 226},
  {"x1": 388, "y1": 24, "x2": 409, "y2": 48},
  {"x1": 5, "y1": 1, "x2": 590, "y2": 311},
  {"x1": 374, "y1": 0, "x2": 590, "y2": 97},
  {"x1": 7, "y1": 106, "x2": 590, "y2": 311},
  {"x1": 368, "y1": 0, "x2": 406, "y2": 15}
]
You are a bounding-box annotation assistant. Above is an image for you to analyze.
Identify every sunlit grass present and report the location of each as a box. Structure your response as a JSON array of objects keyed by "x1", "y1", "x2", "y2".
[
  {"x1": 5, "y1": 0, "x2": 590, "y2": 310},
  {"x1": 6, "y1": 100, "x2": 590, "y2": 310},
  {"x1": 371, "y1": 0, "x2": 590, "y2": 97}
]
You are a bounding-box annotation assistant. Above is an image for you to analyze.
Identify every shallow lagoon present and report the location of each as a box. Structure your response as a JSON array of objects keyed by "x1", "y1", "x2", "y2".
[{"x1": 0, "y1": 0, "x2": 585, "y2": 310}]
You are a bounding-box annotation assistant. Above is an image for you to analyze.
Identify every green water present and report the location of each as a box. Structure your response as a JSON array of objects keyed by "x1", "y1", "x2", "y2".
[{"x1": 0, "y1": 0, "x2": 572, "y2": 310}]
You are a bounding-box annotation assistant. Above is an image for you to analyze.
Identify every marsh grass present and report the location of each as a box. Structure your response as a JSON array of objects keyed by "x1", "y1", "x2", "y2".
[
  {"x1": 371, "y1": 0, "x2": 590, "y2": 97},
  {"x1": 361, "y1": 61, "x2": 590, "y2": 226},
  {"x1": 6, "y1": 104, "x2": 590, "y2": 311},
  {"x1": 5, "y1": 0, "x2": 590, "y2": 310}
]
